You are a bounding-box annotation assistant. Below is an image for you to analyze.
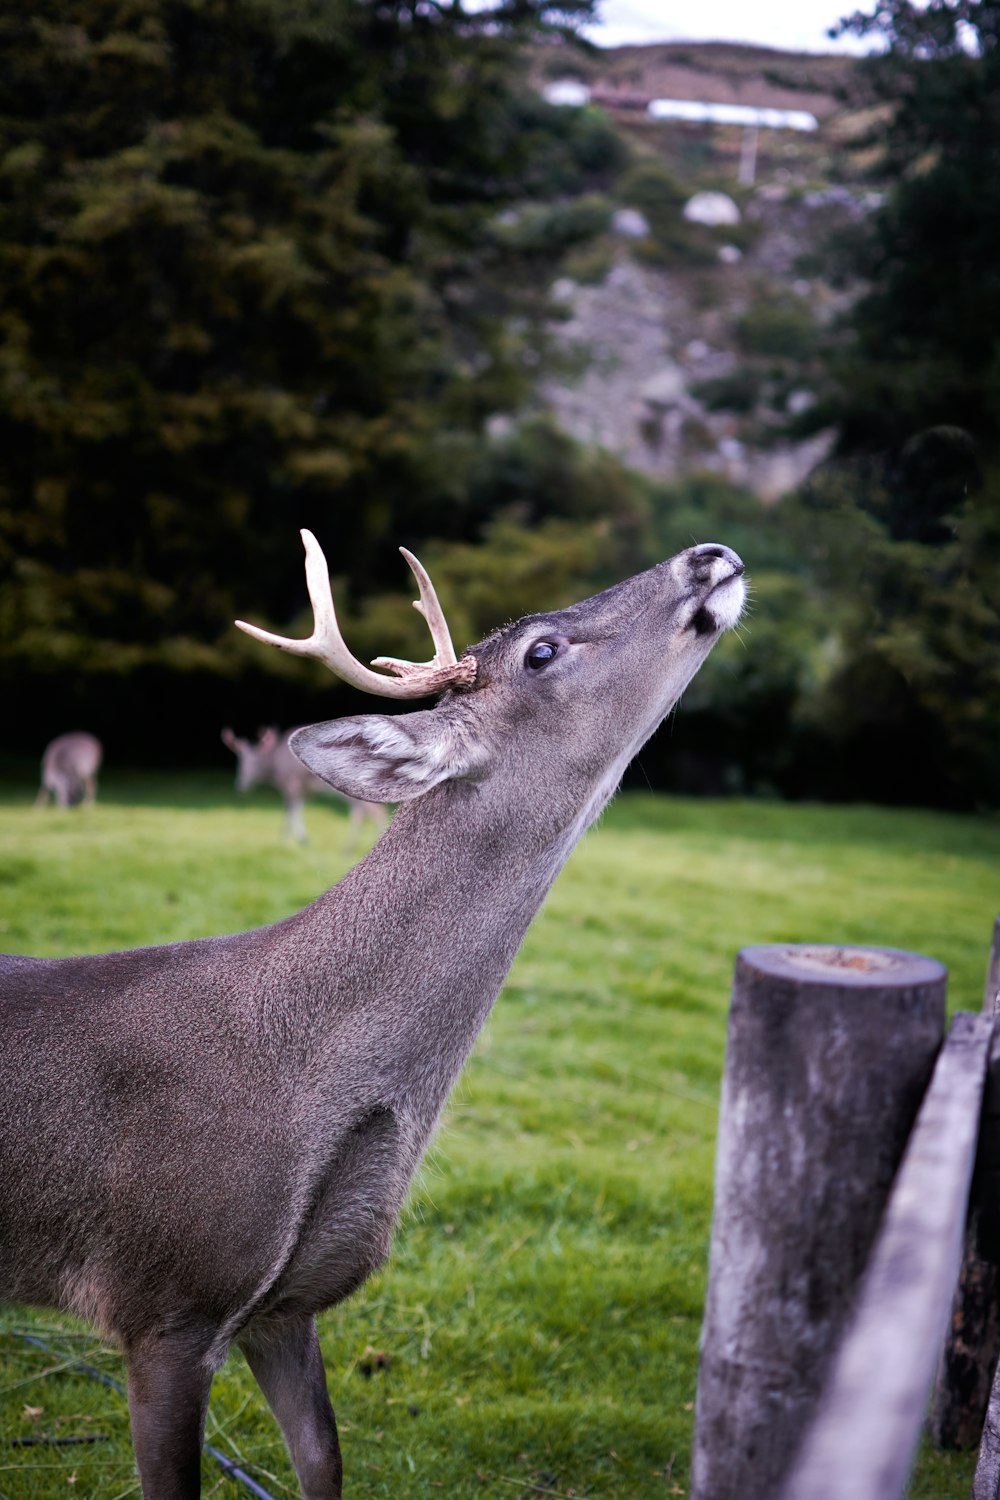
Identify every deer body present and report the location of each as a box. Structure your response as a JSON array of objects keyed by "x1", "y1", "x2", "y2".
[
  {"x1": 2, "y1": 794, "x2": 565, "y2": 1343},
  {"x1": 0, "y1": 541, "x2": 746, "y2": 1499},
  {"x1": 35, "y1": 731, "x2": 102, "y2": 808},
  {"x1": 221, "y1": 726, "x2": 388, "y2": 843}
]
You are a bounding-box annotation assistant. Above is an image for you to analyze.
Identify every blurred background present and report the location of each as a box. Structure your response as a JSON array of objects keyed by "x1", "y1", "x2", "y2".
[{"x1": 2, "y1": 0, "x2": 998, "y2": 809}]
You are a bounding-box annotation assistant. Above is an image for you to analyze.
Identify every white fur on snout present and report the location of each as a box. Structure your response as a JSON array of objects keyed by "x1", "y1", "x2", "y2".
[{"x1": 705, "y1": 574, "x2": 747, "y2": 632}]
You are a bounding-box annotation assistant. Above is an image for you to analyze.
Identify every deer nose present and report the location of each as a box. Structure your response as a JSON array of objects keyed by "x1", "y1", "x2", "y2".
[
  {"x1": 687, "y1": 542, "x2": 745, "y2": 587},
  {"x1": 690, "y1": 542, "x2": 744, "y2": 574}
]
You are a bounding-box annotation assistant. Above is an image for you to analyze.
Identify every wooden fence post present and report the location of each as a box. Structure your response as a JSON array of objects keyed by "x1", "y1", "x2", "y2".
[
  {"x1": 779, "y1": 1010, "x2": 992, "y2": 1500},
  {"x1": 690, "y1": 944, "x2": 947, "y2": 1500},
  {"x1": 967, "y1": 1015, "x2": 1000, "y2": 1500},
  {"x1": 931, "y1": 916, "x2": 1000, "y2": 1449}
]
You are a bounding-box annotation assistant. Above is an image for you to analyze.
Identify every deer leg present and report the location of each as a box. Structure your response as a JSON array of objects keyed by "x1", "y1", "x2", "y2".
[
  {"x1": 344, "y1": 800, "x2": 363, "y2": 851},
  {"x1": 126, "y1": 1336, "x2": 214, "y2": 1500},
  {"x1": 241, "y1": 1317, "x2": 342, "y2": 1499},
  {"x1": 287, "y1": 797, "x2": 308, "y2": 844}
]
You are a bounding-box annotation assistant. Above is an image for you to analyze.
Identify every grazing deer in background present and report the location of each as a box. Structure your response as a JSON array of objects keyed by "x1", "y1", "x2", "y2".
[
  {"x1": 221, "y1": 724, "x2": 388, "y2": 844},
  {"x1": 35, "y1": 731, "x2": 103, "y2": 809},
  {"x1": 0, "y1": 532, "x2": 746, "y2": 1499}
]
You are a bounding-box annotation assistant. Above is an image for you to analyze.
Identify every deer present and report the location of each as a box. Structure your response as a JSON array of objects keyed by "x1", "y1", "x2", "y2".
[
  {"x1": 35, "y1": 731, "x2": 103, "y2": 809},
  {"x1": 221, "y1": 724, "x2": 388, "y2": 844},
  {"x1": 0, "y1": 531, "x2": 746, "y2": 1499}
]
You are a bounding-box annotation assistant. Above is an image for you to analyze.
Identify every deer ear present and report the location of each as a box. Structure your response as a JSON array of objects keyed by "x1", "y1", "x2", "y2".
[{"x1": 289, "y1": 713, "x2": 477, "y2": 804}]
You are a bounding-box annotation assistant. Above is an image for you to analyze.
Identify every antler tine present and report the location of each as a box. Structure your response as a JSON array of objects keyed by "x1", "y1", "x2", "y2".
[
  {"x1": 370, "y1": 547, "x2": 458, "y2": 674},
  {"x1": 301, "y1": 526, "x2": 340, "y2": 640},
  {"x1": 236, "y1": 530, "x2": 414, "y2": 697},
  {"x1": 236, "y1": 530, "x2": 476, "y2": 698},
  {"x1": 371, "y1": 542, "x2": 476, "y2": 687},
  {"x1": 402, "y1": 546, "x2": 459, "y2": 666}
]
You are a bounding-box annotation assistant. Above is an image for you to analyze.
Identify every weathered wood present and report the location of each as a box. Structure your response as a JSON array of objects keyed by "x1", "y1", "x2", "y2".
[
  {"x1": 986, "y1": 917, "x2": 1000, "y2": 1015},
  {"x1": 974, "y1": 1401, "x2": 1000, "y2": 1500},
  {"x1": 968, "y1": 1021, "x2": 1000, "y2": 1500},
  {"x1": 780, "y1": 1010, "x2": 992, "y2": 1500},
  {"x1": 691, "y1": 945, "x2": 948, "y2": 1500},
  {"x1": 931, "y1": 916, "x2": 1000, "y2": 1450},
  {"x1": 932, "y1": 1249, "x2": 1000, "y2": 1449}
]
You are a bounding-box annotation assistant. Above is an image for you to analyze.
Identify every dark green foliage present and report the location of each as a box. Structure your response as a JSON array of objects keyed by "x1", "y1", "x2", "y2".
[
  {"x1": 783, "y1": 0, "x2": 1000, "y2": 806},
  {"x1": 736, "y1": 293, "x2": 818, "y2": 363},
  {"x1": 616, "y1": 158, "x2": 712, "y2": 267},
  {"x1": 339, "y1": 418, "x2": 654, "y2": 662},
  {"x1": 783, "y1": 458, "x2": 1000, "y2": 807},
  {"x1": 616, "y1": 158, "x2": 687, "y2": 217},
  {"x1": 632, "y1": 475, "x2": 839, "y2": 800},
  {"x1": 829, "y1": 0, "x2": 1000, "y2": 452},
  {"x1": 0, "y1": 0, "x2": 607, "y2": 757},
  {"x1": 499, "y1": 98, "x2": 628, "y2": 193},
  {"x1": 633, "y1": 451, "x2": 1000, "y2": 809},
  {"x1": 692, "y1": 368, "x2": 759, "y2": 415},
  {"x1": 488, "y1": 193, "x2": 612, "y2": 254},
  {"x1": 6, "y1": 0, "x2": 998, "y2": 809},
  {"x1": 633, "y1": 458, "x2": 1000, "y2": 809}
]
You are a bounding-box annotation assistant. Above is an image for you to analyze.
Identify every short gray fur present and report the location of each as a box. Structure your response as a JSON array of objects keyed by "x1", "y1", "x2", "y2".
[
  {"x1": 36, "y1": 731, "x2": 103, "y2": 808},
  {"x1": 692, "y1": 943, "x2": 948, "y2": 1500},
  {"x1": 0, "y1": 541, "x2": 745, "y2": 1499}
]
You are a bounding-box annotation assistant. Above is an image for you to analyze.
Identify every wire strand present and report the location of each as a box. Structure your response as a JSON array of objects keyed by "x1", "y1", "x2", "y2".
[{"x1": 15, "y1": 1334, "x2": 280, "y2": 1500}]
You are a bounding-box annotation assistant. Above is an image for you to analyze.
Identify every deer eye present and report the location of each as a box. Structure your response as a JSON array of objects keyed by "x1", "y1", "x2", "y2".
[{"x1": 525, "y1": 640, "x2": 559, "y2": 670}]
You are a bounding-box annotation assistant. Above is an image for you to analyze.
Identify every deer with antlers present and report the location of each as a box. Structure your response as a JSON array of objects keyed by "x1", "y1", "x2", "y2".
[{"x1": 0, "y1": 532, "x2": 746, "y2": 1498}]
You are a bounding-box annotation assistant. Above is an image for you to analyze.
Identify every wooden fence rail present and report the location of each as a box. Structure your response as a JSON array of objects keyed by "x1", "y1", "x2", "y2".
[
  {"x1": 934, "y1": 916, "x2": 1000, "y2": 1456},
  {"x1": 780, "y1": 1010, "x2": 991, "y2": 1500},
  {"x1": 692, "y1": 929, "x2": 1000, "y2": 1500}
]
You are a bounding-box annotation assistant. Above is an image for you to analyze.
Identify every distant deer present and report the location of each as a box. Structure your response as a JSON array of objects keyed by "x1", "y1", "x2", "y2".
[
  {"x1": 221, "y1": 724, "x2": 388, "y2": 843},
  {"x1": 0, "y1": 532, "x2": 746, "y2": 1499},
  {"x1": 35, "y1": 731, "x2": 103, "y2": 809}
]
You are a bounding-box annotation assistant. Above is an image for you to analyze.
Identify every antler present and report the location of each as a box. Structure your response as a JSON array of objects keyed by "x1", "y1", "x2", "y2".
[{"x1": 235, "y1": 530, "x2": 477, "y2": 698}]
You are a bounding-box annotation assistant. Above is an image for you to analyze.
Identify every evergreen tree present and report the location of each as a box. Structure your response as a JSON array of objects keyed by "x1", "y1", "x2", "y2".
[
  {"x1": 0, "y1": 0, "x2": 611, "y2": 753},
  {"x1": 791, "y1": 0, "x2": 1000, "y2": 805},
  {"x1": 830, "y1": 0, "x2": 1000, "y2": 455}
]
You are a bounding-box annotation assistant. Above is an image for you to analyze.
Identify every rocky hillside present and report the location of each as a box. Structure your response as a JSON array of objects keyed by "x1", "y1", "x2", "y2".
[
  {"x1": 533, "y1": 41, "x2": 882, "y2": 499},
  {"x1": 562, "y1": 38, "x2": 855, "y2": 118}
]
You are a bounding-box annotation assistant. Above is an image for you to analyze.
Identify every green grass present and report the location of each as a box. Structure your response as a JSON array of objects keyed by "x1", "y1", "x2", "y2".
[{"x1": 0, "y1": 767, "x2": 997, "y2": 1498}]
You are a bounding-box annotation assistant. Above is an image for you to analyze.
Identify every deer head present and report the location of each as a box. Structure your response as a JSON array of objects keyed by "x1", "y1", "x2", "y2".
[{"x1": 237, "y1": 532, "x2": 746, "y2": 836}]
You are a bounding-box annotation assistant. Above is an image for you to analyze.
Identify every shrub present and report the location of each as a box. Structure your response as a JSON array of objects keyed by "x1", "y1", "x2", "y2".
[
  {"x1": 736, "y1": 296, "x2": 818, "y2": 361},
  {"x1": 693, "y1": 369, "x2": 760, "y2": 414},
  {"x1": 616, "y1": 159, "x2": 713, "y2": 268}
]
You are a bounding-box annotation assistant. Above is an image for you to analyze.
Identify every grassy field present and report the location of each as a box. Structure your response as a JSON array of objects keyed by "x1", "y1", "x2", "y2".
[{"x1": 0, "y1": 767, "x2": 997, "y2": 1499}]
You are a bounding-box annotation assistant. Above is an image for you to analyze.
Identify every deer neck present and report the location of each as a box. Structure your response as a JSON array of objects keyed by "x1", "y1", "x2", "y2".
[
  {"x1": 339, "y1": 780, "x2": 572, "y2": 970},
  {"x1": 269, "y1": 778, "x2": 584, "y2": 1105}
]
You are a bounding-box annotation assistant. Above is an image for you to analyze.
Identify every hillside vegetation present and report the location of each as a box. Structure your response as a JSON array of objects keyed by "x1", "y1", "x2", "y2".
[{"x1": 2, "y1": 2, "x2": 998, "y2": 809}]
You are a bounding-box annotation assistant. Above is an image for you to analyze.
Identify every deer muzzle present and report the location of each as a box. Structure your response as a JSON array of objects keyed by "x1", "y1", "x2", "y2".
[{"x1": 684, "y1": 543, "x2": 746, "y2": 634}]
